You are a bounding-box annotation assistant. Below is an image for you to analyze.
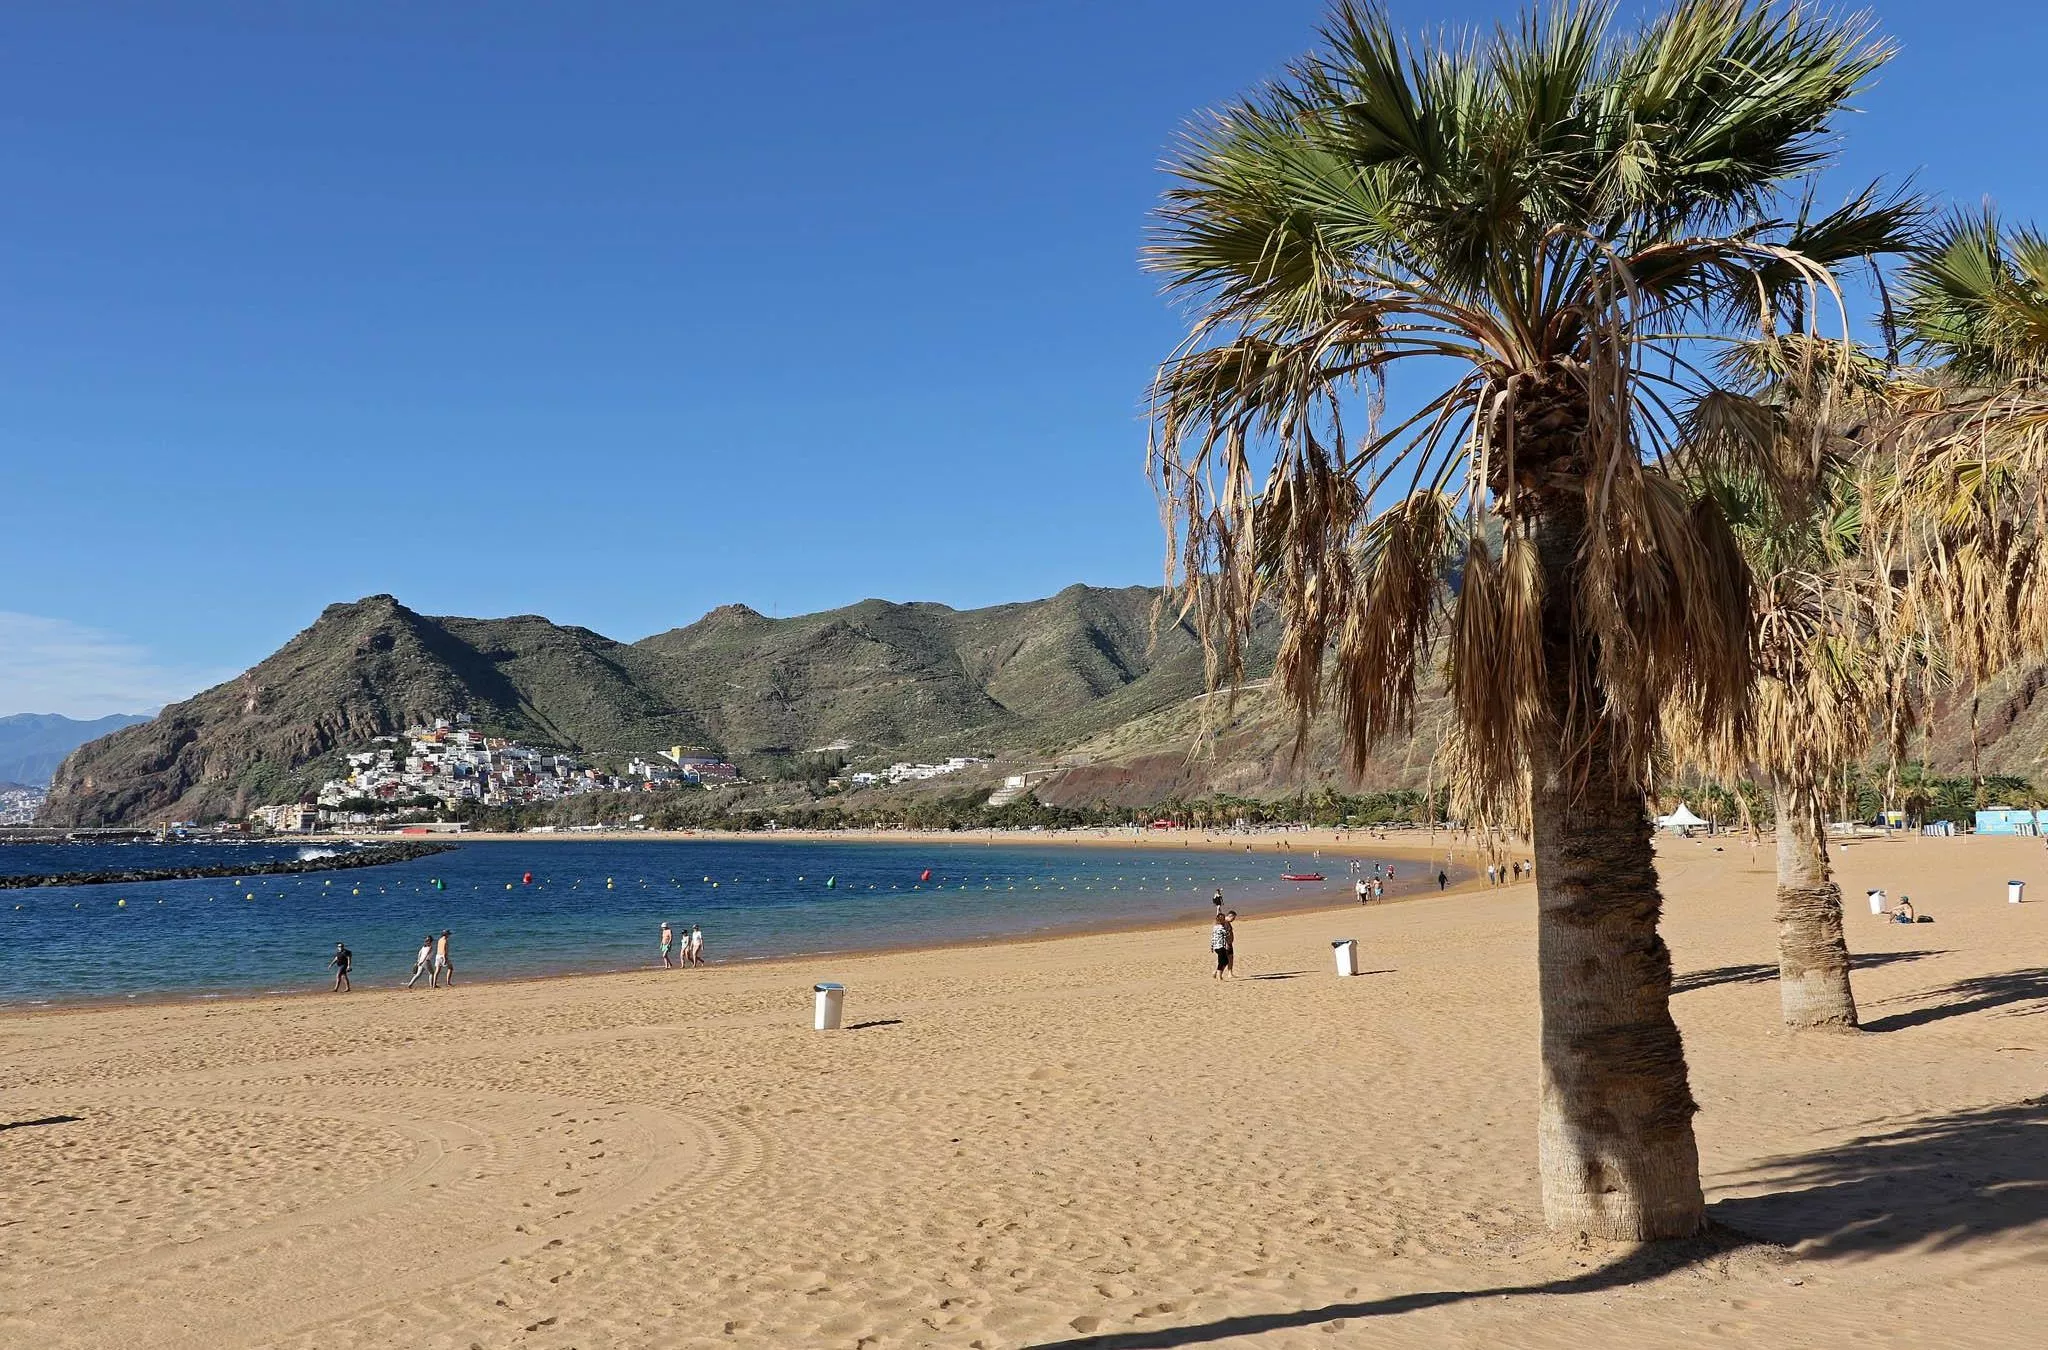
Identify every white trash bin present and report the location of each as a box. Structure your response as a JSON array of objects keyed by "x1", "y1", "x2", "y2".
[
  {"x1": 2010, "y1": 880, "x2": 2025, "y2": 905},
  {"x1": 1332, "y1": 939, "x2": 1359, "y2": 978},
  {"x1": 813, "y1": 982, "x2": 845, "y2": 1031},
  {"x1": 1867, "y1": 889, "x2": 1886, "y2": 915}
]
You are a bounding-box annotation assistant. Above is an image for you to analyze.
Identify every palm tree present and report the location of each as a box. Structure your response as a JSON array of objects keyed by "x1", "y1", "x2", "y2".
[
  {"x1": 1687, "y1": 336, "x2": 1915, "y2": 1030},
  {"x1": 1147, "y1": 0, "x2": 1897, "y2": 1240},
  {"x1": 1891, "y1": 208, "x2": 2048, "y2": 673}
]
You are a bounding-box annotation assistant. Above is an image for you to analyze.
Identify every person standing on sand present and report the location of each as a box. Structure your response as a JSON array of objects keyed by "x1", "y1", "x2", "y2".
[
  {"x1": 404, "y1": 934, "x2": 433, "y2": 989},
  {"x1": 432, "y1": 929, "x2": 454, "y2": 987},
  {"x1": 660, "y1": 921, "x2": 675, "y2": 969},
  {"x1": 330, "y1": 942, "x2": 352, "y2": 993},
  {"x1": 1210, "y1": 911, "x2": 1234, "y2": 979},
  {"x1": 1356, "y1": 877, "x2": 1370, "y2": 904},
  {"x1": 688, "y1": 924, "x2": 704, "y2": 966},
  {"x1": 1437, "y1": 870, "x2": 1448, "y2": 891}
]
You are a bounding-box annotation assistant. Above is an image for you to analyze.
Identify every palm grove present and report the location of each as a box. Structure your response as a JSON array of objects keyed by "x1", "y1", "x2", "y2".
[{"x1": 1147, "y1": 0, "x2": 2048, "y2": 1240}]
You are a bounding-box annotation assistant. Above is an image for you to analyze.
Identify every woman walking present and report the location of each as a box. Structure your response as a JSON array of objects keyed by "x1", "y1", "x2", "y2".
[{"x1": 1210, "y1": 910, "x2": 1236, "y2": 980}]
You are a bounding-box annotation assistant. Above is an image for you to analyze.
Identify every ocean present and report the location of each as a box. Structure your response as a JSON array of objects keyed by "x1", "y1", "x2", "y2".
[{"x1": 0, "y1": 835, "x2": 1451, "y2": 1005}]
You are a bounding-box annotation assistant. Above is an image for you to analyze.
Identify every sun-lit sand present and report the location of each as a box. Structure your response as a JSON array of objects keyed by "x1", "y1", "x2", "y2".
[{"x1": 3, "y1": 833, "x2": 2042, "y2": 1348}]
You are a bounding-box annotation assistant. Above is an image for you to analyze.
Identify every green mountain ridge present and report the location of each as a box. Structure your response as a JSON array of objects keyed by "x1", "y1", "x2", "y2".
[{"x1": 38, "y1": 586, "x2": 1240, "y2": 825}]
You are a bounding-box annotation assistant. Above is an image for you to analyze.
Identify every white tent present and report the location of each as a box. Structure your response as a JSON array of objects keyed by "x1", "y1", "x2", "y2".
[{"x1": 1656, "y1": 802, "x2": 1709, "y2": 831}]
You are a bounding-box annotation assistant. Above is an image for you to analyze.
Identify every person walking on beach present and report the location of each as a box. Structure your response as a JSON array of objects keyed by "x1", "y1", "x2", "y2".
[
  {"x1": 1356, "y1": 877, "x2": 1370, "y2": 904},
  {"x1": 1437, "y1": 870, "x2": 1448, "y2": 891},
  {"x1": 330, "y1": 942, "x2": 353, "y2": 993},
  {"x1": 1210, "y1": 909, "x2": 1234, "y2": 980},
  {"x1": 404, "y1": 934, "x2": 433, "y2": 989},
  {"x1": 659, "y1": 921, "x2": 676, "y2": 969},
  {"x1": 688, "y1": 924, "x2": 704, "y2": 966},
  {"x1": 432, "y1": 929, "x2": 455, "y2": 987}
]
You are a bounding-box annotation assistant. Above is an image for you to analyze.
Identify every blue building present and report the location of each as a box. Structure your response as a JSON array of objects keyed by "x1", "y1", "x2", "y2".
[{"x1": 1973, "y1": 808, "x2": 2047, "y2": 836}]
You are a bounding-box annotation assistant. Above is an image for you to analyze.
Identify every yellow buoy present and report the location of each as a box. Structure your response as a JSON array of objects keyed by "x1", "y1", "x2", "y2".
[{"x1": 117, "y1": 899, "x2": 126, "y2": 908}]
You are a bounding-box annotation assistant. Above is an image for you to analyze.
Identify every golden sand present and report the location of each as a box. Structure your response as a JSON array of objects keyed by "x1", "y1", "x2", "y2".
[{"x1": 3, "y1": 834, "x2": 2042, "y2": 1348}]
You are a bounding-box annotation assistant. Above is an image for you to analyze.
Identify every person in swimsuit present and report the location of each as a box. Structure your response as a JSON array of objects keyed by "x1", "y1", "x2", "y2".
[
  {"x1": 660, "y1": 921, "x2": 675, "y2": 969},
  {"x1": 688, "y1": 924, "x2": 704, "y2": 966},
  {"x1": 432, "y1": 929, "x2": 454, "y2": 987},
  {"x1": 404, "y1": 934, "x2": 433, "y2": 989},
  {"x1": 330, "y1": 942, "x2": 352, "y2": 993}
]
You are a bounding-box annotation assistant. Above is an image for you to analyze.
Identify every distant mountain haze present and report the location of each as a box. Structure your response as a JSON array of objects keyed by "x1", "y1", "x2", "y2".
[
  {"x1": 0, "y1": 713, "x2": 150, "y2": 787},
  {"x1": 37, "y1": 588, "x2": 1255, "y2": 826}
]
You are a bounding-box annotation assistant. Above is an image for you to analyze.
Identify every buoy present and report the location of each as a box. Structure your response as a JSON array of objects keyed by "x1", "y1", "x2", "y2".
[
  {"x1": 919, "y1": 869, "x2": 932, "y2": 882},
  {"x1": 117, "y1": 898, "x2": 126, "y2": 907},
  {"x1": 523, "y1": 871, "x2": 533, "y2": 885},
  {"x1": 825, "y1": 876, "x2": 836, "y2": 889},
  {"x1": 506, "y1": 882, "x2": 514, "y2": 890}
]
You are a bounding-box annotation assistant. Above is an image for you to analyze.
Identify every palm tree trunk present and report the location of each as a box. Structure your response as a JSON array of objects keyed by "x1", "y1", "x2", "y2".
[
  {"x1": 1528, "y1": 496, "x2": 1704, "y2": 1242},
  {"x1": 1771, "y1": 778, "x2": 1859, "y2": 1030}
]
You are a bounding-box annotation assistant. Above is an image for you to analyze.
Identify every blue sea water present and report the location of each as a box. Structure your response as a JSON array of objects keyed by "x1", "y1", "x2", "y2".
[{"x1": 0, "y1": 836, "x2": 1450, "y2": 1005}]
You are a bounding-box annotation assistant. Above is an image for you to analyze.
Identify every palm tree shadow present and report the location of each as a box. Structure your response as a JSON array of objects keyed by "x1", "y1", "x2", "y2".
[
  {"x1": 1712, "y1": 1095, "x2": 2048, "y2": 1257},
  {"x1": 1672, "y1": 949, "x2": 1940, "y2": 994},
  {"x1": 1020, "y1": 1228, "x2": 1760, "y2": 1349},
  {"x1": 1022, "y1": 1096, "x2": 2048, "y2": 1349},
  {"x1": 0, "y1": 1114, "x2": 82, "y2": 1132},
  {"x1": 1860, "y1": 967, "x2": 2048, "y2": 1032}
]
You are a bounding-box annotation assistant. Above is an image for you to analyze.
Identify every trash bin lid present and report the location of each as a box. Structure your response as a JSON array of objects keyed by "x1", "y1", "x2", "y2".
[
  {"x1": 814, "y1": 982, "x2": 844, "y2": 991},
  {"x1": 1330, "y1": 938, "x2": 1355, "y2": 947},
  {"x1": 2011, "y1": 880, "x2": 2025, "y2": 886}
]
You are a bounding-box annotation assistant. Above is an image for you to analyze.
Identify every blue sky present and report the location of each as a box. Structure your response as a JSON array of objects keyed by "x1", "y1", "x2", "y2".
[{"x1": 3, "y1": 1, "x2": 2044, "y2": 717}]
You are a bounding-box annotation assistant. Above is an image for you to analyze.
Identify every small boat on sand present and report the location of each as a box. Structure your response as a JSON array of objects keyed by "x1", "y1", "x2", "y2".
[{"x1": 1280, "y1": 872, "x2": 1325, "y2": 882}]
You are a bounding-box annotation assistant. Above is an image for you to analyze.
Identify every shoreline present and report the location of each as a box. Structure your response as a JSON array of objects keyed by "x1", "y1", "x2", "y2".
[
  {"x1": 373, "y1": 823, "x2": 1479, "y2": 860},
  {"x1": 0, "y1": 861, "x2": 1493, "y2": 1019}
]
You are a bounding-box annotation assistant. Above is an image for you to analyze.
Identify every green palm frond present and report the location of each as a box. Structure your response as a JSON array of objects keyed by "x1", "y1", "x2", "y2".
[{"x1": 1149, "y1": 0, "x2": 1898, "y2": 813}]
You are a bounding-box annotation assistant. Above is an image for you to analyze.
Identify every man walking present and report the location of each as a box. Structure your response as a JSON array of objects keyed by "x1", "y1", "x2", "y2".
[
  {"x1": 432, "y1": 929, "x2": 455, "y2": 987},
  {"x1": 404, "y1": 934, "x2": 434, "y2": 989},
  {"x1": 330, "y1": 942, "x2": 353, "y2": 993},
  {"x1": 660, "y1": 921, "x2": 676, "y2": 969}
]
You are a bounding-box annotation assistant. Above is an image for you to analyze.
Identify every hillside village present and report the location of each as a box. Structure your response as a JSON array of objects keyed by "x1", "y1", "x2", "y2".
[
  {"x1": 252, "y1": 717, "x2": 743, "y2": 829},
  {"x1": 242, "y1": 716, "x2": 1008, "y2": 831}
]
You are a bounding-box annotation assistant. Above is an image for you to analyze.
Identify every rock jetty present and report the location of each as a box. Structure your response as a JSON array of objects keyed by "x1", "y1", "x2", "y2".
[{"x1": 0, "y1": 840, "x2": 459, "y2": 889}]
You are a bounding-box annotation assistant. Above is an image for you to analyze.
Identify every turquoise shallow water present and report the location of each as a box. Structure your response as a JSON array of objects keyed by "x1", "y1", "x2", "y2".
[{"x1": 0, "y1": 837, "x2": 1448, "y2": 1005}]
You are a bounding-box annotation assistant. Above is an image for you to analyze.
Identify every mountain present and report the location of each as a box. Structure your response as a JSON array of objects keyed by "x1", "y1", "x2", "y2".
[
  {"x1": 39, "y1": 587, "x2": 1242, "y2": 826},
  {"x1": 0, "y1": 713, "x2": 150, "y2": 787}
]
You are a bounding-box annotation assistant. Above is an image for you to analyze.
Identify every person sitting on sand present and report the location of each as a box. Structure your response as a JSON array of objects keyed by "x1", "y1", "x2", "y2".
[
  {"x1": 404, "y1": 934, "x2": 433, "y2": 990},
  {"x1": 660, "y1": 921, "x2": 675, "y2": 970},
  {"x1": 1893, "y1": 896, "x2": 1917, "y2": 924},
  {"x1": 330, "y1": 942, "x2": 352, "y2": 993},
  {"x1": 432, "y1": 929, "x2": 455, "y2": 987}
]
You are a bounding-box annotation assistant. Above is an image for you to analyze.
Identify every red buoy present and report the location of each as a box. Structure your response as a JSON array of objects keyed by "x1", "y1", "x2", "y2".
[
  {"x1": 919, "y1": 868, "x2": 932, "y2": 882},
  {"x1": 522, "y1": 871, "x2": 533, "y2": 885}
]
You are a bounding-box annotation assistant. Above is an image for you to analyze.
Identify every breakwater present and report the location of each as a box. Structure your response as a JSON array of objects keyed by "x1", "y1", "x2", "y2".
[{"x1": 0, "y1": 840, "x2": 458, "y2": 889}]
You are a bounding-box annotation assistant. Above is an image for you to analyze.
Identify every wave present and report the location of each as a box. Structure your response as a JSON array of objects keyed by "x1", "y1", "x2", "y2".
[{"x1": 296, "y1": 847, "x2": 341, "y2": 861}]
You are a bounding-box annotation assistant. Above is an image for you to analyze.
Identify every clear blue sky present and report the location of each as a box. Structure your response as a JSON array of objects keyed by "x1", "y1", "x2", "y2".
[{"x1": 3, "y1": 1, "x2": 2043, "y2": 716}]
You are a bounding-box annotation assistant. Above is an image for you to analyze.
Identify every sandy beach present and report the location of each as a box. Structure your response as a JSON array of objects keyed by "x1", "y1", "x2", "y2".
[
  {"x1": 435, "y1": 825, "x2": 1468, "y2": 861},
  {"x1": 3, "y1": 833, "x2": 2042, "y2": 1349}
]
